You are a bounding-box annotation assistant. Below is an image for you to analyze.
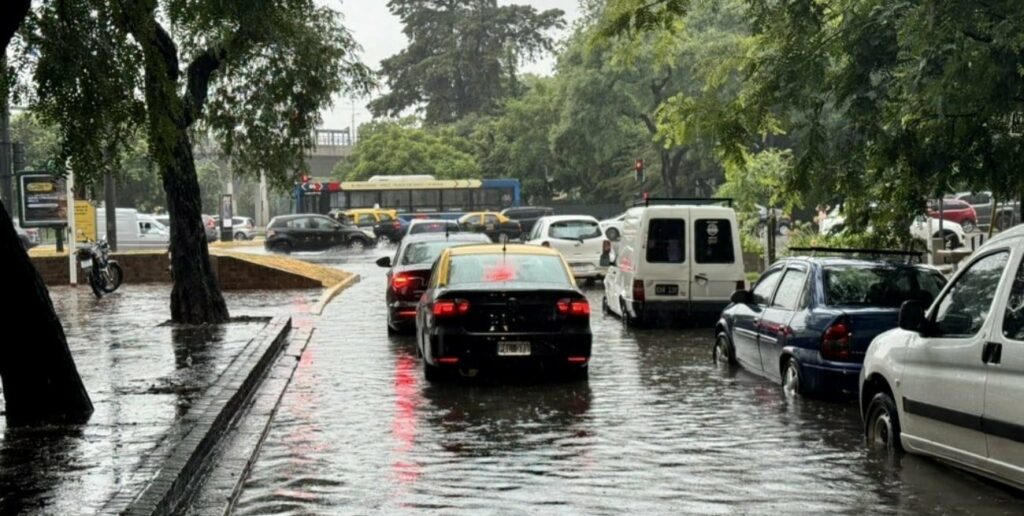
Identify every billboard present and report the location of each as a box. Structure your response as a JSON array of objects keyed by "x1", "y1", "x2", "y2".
[
  {"x1": 74, "y1": 200, "x2": 97, "y2": 242},
  {"x1": 19, "y1": 174, "x2": 68, "y2": 227}
]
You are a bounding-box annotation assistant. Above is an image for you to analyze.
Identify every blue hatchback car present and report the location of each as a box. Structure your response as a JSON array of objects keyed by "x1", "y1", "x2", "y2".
[{"x1": 714, "y1": 251, "x2": 948, "y2": 399}]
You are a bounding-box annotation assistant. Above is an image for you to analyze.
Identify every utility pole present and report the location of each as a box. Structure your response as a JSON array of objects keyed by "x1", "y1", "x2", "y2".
[
  {"x1": 351, "y1": 97, "x2": 357, "y2": 145},
  {"x1": 104, "y1": 171, "x2": 117, "y2": 251}
]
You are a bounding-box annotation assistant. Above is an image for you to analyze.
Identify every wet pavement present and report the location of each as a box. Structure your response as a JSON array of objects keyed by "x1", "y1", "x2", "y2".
[
  {"x1": 232, "y1": 248, "x2": 1023, "y2": 515},
  {"x1": 0, "y1": 285, "x2": 317, "y2": 514}
]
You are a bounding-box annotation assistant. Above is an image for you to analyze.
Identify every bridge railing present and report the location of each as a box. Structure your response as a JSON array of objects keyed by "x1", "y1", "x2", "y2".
[{"x1": 314, "y1": 128, "x2": 353, "y2": 147}]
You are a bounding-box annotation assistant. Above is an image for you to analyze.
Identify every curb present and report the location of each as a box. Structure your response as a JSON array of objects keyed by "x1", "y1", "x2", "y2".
[
  {"x1": 104, "y1": 316, "x2": 293, "y2": 516},
  {"x1": 312, "y1": 273, "x2": 360, "y2": 315}
]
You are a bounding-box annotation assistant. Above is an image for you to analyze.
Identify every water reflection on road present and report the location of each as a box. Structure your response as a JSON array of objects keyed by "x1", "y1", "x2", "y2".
[{"x1": 233, "y1": 248, "x2": 1023, "y2": 515}]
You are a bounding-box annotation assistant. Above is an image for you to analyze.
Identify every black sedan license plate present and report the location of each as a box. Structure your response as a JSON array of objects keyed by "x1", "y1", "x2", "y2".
[
  {"x1": 655, "y1": 284, "x2": 679, "y2": 295},
  {"x1": 498, "y1": 341, "x2": 531, "y2": 356}
]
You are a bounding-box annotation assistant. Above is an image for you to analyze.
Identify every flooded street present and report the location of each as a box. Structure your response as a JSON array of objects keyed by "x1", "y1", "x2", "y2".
[{"x1": 233, "y1": 248, "x2": 1022, "y2": 515}]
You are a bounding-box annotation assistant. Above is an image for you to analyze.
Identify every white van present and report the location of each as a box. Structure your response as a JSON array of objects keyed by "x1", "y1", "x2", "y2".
[
  {"x1": 860, "y1": 224, "x2": 1024, "y2": 490},
  {"x1": 95, "y1": 208, "x2": 171, "y2": 249},
  {"x1": 524, "y1": 215, "x2": 611, "y2": 280},
  {"x1": 603, "y1": 201, "x2": 745, "y2": 326}
]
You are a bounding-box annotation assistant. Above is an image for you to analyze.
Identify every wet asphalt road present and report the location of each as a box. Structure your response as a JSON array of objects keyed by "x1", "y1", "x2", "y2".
[{"x1": 231, "y1": 246, "x2": 1023, "y2": 515}]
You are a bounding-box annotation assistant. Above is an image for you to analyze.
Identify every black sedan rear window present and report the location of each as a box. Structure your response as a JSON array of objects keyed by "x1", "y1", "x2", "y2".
[
  {"x1": 448, "y1": 254, "x2": 570, "y2": 285},
  {"x1": 824, "y1": 266, "x2": 947, "y2": 307}
]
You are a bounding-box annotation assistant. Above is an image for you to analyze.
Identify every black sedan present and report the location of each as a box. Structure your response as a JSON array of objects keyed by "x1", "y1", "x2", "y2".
[
  {"x1": 375, "y1": 232, "x2": 491, "y2": 333},
  {"x1": 415, "y1": 244, "x2": 592, "y2": 382},
  {"x1": 265, "y1": 214, "x2": 375, "y2": 253}
]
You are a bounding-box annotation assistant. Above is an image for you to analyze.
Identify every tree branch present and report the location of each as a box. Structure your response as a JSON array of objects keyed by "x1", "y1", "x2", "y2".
[
  {"x1": 183, "y1": 46, "x2": 229, "y2": 126},
  {"x1": 639, "y1": 113, "x2": 657, "y2": 135}
]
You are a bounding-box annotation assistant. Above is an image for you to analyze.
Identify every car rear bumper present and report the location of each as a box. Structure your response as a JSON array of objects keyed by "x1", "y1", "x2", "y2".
[
  {"x1": 426, "y1": 328, "x2": 592, "y2": 368},
  {"x1": 630, "y1": 300, "x2": 729, "y2": 320},
  {"x1": 567, "y1": 262, "x2": 607, "y2": 278},
  {"x1": 797, "y1": 359, "x2": 862, "y2": 398},
  {"x1": 387, "y1": 301, "x2": 418, "y2": 329}
]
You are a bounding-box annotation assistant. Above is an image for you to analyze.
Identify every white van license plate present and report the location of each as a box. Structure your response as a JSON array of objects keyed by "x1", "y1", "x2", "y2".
[
  {"x1": 498, "y1": 341, "x2": 531, "y2": 356},
  {"x1": 656, "y1": 285, "x2": 679, "y2": 295}
]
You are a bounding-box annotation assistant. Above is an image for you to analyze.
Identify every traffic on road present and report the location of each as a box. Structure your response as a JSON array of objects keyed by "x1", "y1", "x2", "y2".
[
  {"x1": 231, "y1": 225, "x2": 1024, "y2": 513},
  {"x1": 226, "y1": 197, "x2": 1024, "y2": 511}
]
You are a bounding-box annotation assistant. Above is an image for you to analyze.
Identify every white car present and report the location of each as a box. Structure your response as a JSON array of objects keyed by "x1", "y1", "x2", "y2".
[
  {"x1": 909, "y1": 215, "x2": 968, "y2": 249},
  {"x1": 524, "y1": 215, "x2": 610, "y2": 280},
  {"x1": 820, "y1": 207, "x2": 967, "y2": 249},
  {"x1": 599, "y1": 212, "x2": 627, "y2": 241},
  {"x1": 860, "y1": 224, "x2": 1024, "y2": 491},
  {"x1": 406, "y1": 218, "x2": 460, "y2": 236}
]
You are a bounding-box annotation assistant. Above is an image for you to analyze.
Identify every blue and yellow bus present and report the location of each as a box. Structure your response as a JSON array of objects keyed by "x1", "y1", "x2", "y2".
[{"x1": 294, "y1": 175, "x2": 522, "y2": 216}]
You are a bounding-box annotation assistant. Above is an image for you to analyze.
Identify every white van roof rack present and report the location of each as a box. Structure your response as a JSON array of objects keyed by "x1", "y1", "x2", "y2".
[{"x1": 632, "y1": 197, "x2": 733, "y2": 208}]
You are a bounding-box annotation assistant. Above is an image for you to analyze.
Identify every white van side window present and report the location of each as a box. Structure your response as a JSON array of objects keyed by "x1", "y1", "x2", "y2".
[
  {"x1": 646, "y1": 219, "x2": 685, "y2": 263},
  {"x1": 695, "y1": 219, "x2": 735, "y2": 264}
]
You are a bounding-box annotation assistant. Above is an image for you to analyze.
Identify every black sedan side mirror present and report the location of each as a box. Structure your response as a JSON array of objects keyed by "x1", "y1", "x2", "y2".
[
  {"x1": 730, "y1": 289, "x2": 753, "y2": 304},
  {"x1": 376, "y1": 256, "x2": 391, "y2": 268},
  {"x1": 899, "y1": 300, "x2": 927, "y2": 333}
]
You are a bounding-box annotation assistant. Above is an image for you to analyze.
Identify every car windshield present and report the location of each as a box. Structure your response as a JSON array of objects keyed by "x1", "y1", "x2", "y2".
[
  {"x1": 447, "y1": 253, "x2": 570, "y2": 285},
  {"x1": 401, "y1": 241, "x2": 474, "y2": 265},
  {"x1": 823, "y1": 266, "x2": 947, "y2": 307},
  {"x1": 549, "y1": 220, "x2": 601, "y2": 240}
]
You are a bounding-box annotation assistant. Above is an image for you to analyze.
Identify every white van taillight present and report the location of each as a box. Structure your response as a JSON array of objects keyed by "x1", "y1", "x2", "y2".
[
  {"x1": 736, "y1": 280, "x2": 746, "y2": 291},
  {"x1": 602, "y1": 240, "x2": 612, "y2": 253},
  {"x1": 632, "y1": 280, "x2": 645, "y2": 302}
]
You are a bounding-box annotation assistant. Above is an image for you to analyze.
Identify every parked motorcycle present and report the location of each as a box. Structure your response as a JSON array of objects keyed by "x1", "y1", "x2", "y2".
[{"x1": 76, "y1": 239, "x2": 124, "y2": 298}]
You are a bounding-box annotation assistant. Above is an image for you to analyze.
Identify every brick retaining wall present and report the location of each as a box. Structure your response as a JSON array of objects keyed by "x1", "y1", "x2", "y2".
[{"x1": 32, "y1": 253, "x2": 321, "y2": 290}]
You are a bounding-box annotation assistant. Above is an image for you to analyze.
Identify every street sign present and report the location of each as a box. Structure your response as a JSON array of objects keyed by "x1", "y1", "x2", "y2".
[
  {"x1": 19, "y1": 173, "x2": 67, "y2": 227},
  {"x1": 1010, "y1": 111, "x2": 1024, "y2": 136},
  {"x1": 74, "y1": 200, "x2": 96, "y2": 242}
]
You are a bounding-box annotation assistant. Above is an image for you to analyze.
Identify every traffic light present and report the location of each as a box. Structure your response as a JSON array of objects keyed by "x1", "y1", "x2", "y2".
[{"x1": 634, "y1": 159, "x2": 645, "y2": 182}]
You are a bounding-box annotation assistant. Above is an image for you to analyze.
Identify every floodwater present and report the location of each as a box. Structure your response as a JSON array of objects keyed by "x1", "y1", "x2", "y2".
[{"x1": 232, "y1": 250, "x2": 1023, "y2": 515}]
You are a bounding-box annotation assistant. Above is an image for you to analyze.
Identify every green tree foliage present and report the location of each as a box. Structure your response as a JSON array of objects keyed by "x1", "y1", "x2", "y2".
[
  {"x1": 369, "y1": 0, "x2": 565, "y2": 124},
  {"x1": 717, "y1": 149, "x2": 798, "y2": 215},
  {"x1": 603, "y1": 0, "x2": 1024, "y2": 240},
  {"x1": 9, "y1": 113, "x2": 58, "y2": 171},
  {"x1": 336, "y1": 120, "x2": 481, "y2": 181}
]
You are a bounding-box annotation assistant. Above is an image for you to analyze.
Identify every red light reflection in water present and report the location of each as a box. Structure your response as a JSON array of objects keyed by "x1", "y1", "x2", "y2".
[{"x1": 390, "y1": 352, "x2": 423, "y2": 489}]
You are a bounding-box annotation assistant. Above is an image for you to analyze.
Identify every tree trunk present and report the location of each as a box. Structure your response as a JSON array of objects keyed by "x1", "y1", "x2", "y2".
[
  {"x1": 163, "y1": 128, "x2": 229, "y2": 324},
  {"x1": 0, "y1": 199, "x2": 93, "y2": 425},
  {"x1": 124, "y1": 3, "x2": 229, "y2": 324}
]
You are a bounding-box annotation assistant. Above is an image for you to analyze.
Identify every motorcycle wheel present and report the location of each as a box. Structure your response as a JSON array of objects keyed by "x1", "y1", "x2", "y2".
[
  {"x1": 89, "y1": 269, "x2": 104, "y2": 299},
  {"x1": 102, "y1": 261, "x2": 124, "y2": 293}
]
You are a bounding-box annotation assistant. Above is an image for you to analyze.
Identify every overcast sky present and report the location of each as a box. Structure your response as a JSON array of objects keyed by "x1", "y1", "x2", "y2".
[{"x1": 322, "y1": 0, "x2": 582, "y2": 130}]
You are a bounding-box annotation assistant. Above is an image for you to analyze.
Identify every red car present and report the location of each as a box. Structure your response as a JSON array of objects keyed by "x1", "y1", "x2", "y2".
[{"x1": 928, "y1": 199, "x2": 978, "y2": 233}]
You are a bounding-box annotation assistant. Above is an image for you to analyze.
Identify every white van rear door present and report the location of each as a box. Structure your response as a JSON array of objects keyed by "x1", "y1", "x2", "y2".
[
  {"x1": 641, "y1": 211, "x2": 690, "y2": 302},
  {"x1": 690, "y1": 216, "x2": 743, "y2": 305}
]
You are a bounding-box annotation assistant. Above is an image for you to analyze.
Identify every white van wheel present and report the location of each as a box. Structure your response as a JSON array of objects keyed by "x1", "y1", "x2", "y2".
[{"x1": 601, "y1": 296, "x2": 611, "y2": 315}]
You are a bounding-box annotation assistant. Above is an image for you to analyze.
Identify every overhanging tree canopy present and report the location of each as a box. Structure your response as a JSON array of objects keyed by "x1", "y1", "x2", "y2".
[{"x1": 20, "y1": 0, "x2": 372, "y2": 323}]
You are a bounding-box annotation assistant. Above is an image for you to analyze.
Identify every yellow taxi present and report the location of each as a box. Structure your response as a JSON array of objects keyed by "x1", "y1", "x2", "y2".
[
  {"x1": 415, "y1": 244, "x2": 591, "y2": 381},
  {"x1": 456, "y1": 211, "x2": 522, "y2": 241}
]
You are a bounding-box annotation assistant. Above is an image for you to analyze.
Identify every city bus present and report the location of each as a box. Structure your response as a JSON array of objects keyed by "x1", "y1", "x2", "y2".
[{"x1": 293, "y1": 175, "x2": 521, "y2": 218}]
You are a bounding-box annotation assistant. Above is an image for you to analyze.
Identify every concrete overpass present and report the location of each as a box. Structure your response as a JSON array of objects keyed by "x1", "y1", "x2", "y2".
[{"x1": 307, "y1": 129, "x2": 354, "y2": 177}]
